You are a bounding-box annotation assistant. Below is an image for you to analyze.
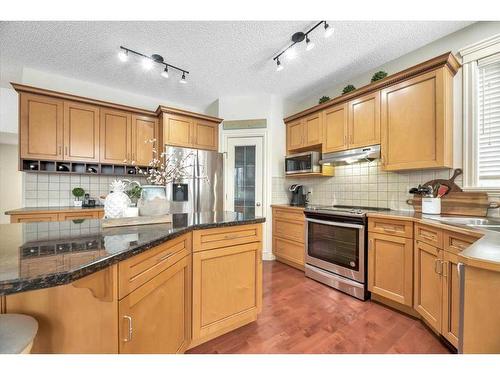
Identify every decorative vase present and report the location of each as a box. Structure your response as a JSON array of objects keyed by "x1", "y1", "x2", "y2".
[
  {"x1": 137, "y1": 185, "x2": 169, "y2": 216},
  {"x1": 104, "y1": 180, "x2": 132, "y2": 218}
]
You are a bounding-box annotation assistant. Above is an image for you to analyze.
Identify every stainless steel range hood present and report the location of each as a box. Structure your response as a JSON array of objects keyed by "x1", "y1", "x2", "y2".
[{"x1": 319, "y1": 145, "x2": 381, "y2": 166}]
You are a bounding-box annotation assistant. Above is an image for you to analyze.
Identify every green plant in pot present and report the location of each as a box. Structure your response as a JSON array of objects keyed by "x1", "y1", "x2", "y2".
[
  {"x1": 72, "y1": 187, "x2": 85, "y2": 207},
  {"x1": 342, "y1": 84, "x2": 356, "y2": 95},
  {"x1": 318, "y1": 96, "x2": 330, "y2": 104},
  {"x1": 126, "y1": 185, "x2": 143, "y2": 207},
  {"x1": 371, "y1": 70, "x2": 388, "y2": 82}
]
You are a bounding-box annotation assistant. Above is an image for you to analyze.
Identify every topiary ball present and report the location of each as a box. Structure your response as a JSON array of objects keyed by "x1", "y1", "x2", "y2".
[
  {"x1": 318, "y1": 96, "x2": 330, "y2": 104},
  {"x1": 371, "y1": 70, "x2": 388, "y2": 82},
  {"x1": 342, "y1": 84, "x2": 356, "y2": 95}
]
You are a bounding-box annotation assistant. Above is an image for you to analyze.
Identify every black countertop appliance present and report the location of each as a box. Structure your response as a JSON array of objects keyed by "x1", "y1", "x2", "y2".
[{"x1": 289, "y1": 184, "x2": 306, "y2": 206}]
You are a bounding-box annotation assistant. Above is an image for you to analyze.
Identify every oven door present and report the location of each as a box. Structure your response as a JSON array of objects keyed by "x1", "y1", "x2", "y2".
[{"x1": 305, "y1": 218, "x2": 365, "y2": 283}]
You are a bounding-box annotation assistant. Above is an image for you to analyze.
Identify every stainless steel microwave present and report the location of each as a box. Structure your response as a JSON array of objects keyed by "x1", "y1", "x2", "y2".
[{"x1": 285, "y1": 151, "x2": 321, "y2": 175}]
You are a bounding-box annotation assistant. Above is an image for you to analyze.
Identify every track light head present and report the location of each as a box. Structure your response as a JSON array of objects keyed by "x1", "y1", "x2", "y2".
[
  {"x1": 305, "y1": 36, "x2": 315, "y2": 51},
  {"x1": 324, "y1": 22, "x2": 334, "y2": 38},
  {"x1": 142, "y1": 57, "x2": 153, "y2": 70},
  {"x1": 180, "y1": 72, "x2": 187, "y2": 84},
  {"x1": 276, "y1": 59, "x2": 283, "y2": 72},
  {"x1": 161, "y1": 66, "x2": 169, "y2": 79},
  {"x1": 118, "y1": 49, "x2": 128, "y2": 62},
  {"x1": 284, "y1": 45, "x2": 297, "y2": 60}
]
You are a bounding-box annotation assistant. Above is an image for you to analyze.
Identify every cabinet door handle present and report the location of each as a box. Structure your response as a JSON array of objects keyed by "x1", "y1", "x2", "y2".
[
  {"x1": 434, "y1": 259, "x2": 442, "y2": 275},
  {"x1": 157, "y1": 252, "x2": 174, "y2": 263},
  {"x1": 442, "y1": 261, "x2": 448, "y2": 278},
  {"x1": 58, "y1": 146, "x2": 62, "y2": 155},
  {"x1": 369, "y1": 239, "x2": 373, "y2": 250},
  {"x1": 344, "y1": 135, "x2": 347, "y2": 145},
  {"x1": 123, "y1": 315, "x2": 133, "y2": 342},
  {"x1": 65, "y1": 146, "x2": 68, "y2": 156}
]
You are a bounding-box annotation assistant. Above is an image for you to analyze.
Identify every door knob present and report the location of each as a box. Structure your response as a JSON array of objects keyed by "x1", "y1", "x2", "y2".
[{"x1": 256, "y1": 202, "x2": 261, "y2": 207}]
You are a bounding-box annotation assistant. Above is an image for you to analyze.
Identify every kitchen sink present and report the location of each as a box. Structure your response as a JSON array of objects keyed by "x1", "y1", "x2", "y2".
[{"x1": 424, "y1": 216, "x2": 500, "y2": 231}]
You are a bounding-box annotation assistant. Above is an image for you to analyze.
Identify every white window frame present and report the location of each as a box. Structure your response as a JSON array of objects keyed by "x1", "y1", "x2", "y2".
[{"x1": 460, "y1": 33, "x2": 500, "y2": 197}]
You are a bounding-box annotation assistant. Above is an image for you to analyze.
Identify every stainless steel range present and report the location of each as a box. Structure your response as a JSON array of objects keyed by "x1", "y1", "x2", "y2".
[{"x1": 304, "y1": 205, "x2": 389, "y2": 300}]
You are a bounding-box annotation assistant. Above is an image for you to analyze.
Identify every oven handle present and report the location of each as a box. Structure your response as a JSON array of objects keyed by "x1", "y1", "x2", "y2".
[{"x1": 306, "y1": 218, "x2": 365, "y2": 229}]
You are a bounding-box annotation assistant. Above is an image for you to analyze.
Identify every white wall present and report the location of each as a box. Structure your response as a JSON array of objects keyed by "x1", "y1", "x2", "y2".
[
  {"x1": 0, "y1": 144, "x2": 23, "y2": 223},
  {"x1": 217, "y1": 94, "x2": 287, "y2": 259}
]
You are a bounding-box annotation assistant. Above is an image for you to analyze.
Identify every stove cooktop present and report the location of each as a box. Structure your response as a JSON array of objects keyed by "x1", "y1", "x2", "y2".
[{"x1": 304, "y1": 204, "x2": 390, "y2": 216}]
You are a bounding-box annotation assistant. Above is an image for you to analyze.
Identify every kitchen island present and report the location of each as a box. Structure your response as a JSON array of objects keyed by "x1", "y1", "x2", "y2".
[{"x1": 0, "y1": 211, "x2": 265, "y2": 353}]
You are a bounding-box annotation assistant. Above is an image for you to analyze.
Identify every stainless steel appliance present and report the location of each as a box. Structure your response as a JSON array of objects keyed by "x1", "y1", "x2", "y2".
[
  {"x1": 164, "y1": 147, "x2": 224, "y2": 214},
  {"x1": 285, "y1": 151, "x2": 321, "y2": 175},
  {"x1": 320, "y1": 145, "x2": 380, "y2": 166},
  {"x1": 289, "y1": 184, "x2": 306, "y2": 206},
  {"x1": 304, "y1": 205, "x2": 389, "y2": 300}
]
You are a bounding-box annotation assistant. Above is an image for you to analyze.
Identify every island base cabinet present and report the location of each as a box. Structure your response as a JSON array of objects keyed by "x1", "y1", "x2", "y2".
[
  {"x1": 441, "y1": 251, "x2": 460, "y2": 348},
  {"x1": 5, "y1": 266, "x2": 119, "y2": 354},
  {"x1": 190, "y1": 241, "x2": 262, "y2": 348},
  {"x1": 119, "y1": 255, "x2": 191, "y2": 354}
]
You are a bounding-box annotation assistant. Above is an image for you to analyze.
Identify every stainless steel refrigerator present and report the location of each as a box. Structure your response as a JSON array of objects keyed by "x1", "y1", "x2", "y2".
[{"x1": 164, "y1": 146, "x2": 224, "y2": 214}]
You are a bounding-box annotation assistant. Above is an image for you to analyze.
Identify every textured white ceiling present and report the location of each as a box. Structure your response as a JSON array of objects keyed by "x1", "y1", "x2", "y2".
[{"x1": 0, "y1": 21, "x2": 472, "y2": 112}]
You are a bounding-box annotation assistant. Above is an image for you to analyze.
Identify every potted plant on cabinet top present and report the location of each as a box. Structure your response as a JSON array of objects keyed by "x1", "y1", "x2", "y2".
[{"x1": 72, "y1": 187, "x2": 85, "y2": 207}]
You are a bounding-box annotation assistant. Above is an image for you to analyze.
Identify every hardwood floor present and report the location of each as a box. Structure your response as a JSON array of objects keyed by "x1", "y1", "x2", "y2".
[{"x1": 187, "y1": 260, "x2": 451, "y2": 354}]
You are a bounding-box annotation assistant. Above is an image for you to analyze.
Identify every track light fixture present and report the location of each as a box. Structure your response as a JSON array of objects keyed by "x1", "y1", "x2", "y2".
[
  {"x1": 276, "y1": 58, "x2": 283, "y2": 71},
  {"x1": 272, "y1": 21, "x2": 333, "y2": 72},
  {"x1": 117, "y1": 46, "x2": 189, "y2": 82}
]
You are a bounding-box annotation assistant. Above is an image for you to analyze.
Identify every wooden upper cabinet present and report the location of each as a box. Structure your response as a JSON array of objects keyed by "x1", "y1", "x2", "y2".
[
  {"x1": 381, "y1": 67, "x2": 453, "y2": 171},
  {"x1": 286, "y1": 119, "x2": 304, "y2": 152},
  {"x1": 368, "y1": 232, "x2": 413, "y2": 306},
  {"x1": 192, "y1": 119, "x2": 218, "y2": 151},
  {"x1": 131, "y1": 114, "x2": 157, "y2": 166},
  {"x1": 63, "y1": 101, "x2": 100, "y2": 162},
  {"x1": 348, "y1": 91, "x2": 380, "y2": 148},
  {"x1": 100, "y1": 108, "x2": 132, "y2": 164},
  {"x1": 414, "y1": 240, "x2": 443, "y2": 332},
  {"x1": 322, "y1": 103, "x2": 348, "y2": 153},
  {"x1": 119, "y1": 255, "x2": 191, "y2": 354},
  {"x1": 163, "y1": 114, "x2": 193, "y2": 148},
  {"x1": 20, "y1": 93, "x2": 64, "y2": 160},
  {"x1": 303, "y1": 112, "x2": 322, "y2": 147}
]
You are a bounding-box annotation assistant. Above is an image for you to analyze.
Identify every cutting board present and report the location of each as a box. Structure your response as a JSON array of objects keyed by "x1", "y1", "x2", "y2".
[
  {"x1": 101, "y1": 215, "x2": 172, "y2": 228},
  {"x1": 407, "y1": 192, "x2": 499, "y2": 217}
]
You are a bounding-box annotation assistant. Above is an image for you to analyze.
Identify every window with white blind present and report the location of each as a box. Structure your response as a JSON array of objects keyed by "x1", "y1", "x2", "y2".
[
  {"x1": 461, "y1": 34, "x2": 500, "y2": 192},
  {"x1": 477, "y1": 55, "x2": 500, "y2": 187}
]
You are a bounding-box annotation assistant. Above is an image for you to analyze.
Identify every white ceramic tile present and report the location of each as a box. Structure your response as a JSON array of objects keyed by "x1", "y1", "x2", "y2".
[
  {"x1": 25, "y1": 190, "x2": 37, "y2": 199},
  {"x1": 49, "y1": 174, "x2": 60, "y2": 183},
  {"x1": 38, "y1": 182, "x2": 48, "y2": 191},
  {"x1": 25, "y1": 199, "x2": 37, "y2": 207},
  {"x1": 37, "y1": 174, "x2": 49, "y2": 182},
  {"x1": 49, "y1": 182, "x2": 60, "y2": 191}
]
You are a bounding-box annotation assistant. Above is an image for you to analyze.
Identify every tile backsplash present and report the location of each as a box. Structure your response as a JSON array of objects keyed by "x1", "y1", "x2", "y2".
[
  {"x1": 23, "y1": 173, "x2": 147, "y2": 207},
  {"x1": 273, "y1": 160, "x2": 464, "y2": 210}
]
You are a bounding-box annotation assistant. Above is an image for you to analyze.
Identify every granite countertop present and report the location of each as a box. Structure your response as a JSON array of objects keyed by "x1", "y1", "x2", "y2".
[
  {"x1": 5, "y1": 206, "x2": 104, "y2": 214},
  {"x1": 0, "y1": 211, "x2": 265, "y2": 296},
  {"x1": 367, "y1": 210, "x2": 500, "y2": 272}
]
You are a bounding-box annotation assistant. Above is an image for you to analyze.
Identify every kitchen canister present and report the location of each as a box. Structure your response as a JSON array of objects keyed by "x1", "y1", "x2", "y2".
[{"x1": 422, "y1": 197, "x2": 441, "y2": 215}]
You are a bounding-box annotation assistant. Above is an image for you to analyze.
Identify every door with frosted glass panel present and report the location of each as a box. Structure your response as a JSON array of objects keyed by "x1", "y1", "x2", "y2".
[{"x1": 225, "y1": 137, "x2": 263, "y2": 216}]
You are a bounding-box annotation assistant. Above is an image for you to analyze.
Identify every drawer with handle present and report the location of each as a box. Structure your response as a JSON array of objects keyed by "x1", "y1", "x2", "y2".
[
  {"x1": 118, "y1": 233, "x2": 191, "y2": 299},
  {"x1": 368, "y1": 217, "x2": 413, "y2": 239},
  {"x1": 415, "y1": 223, "x2": 443, "y2": 249},
  {"x1": 193, "y1": 223, "x2": 262, "y2": 252},
  {"x1": 443, "y1": 230, "x2": 480, "y2": 254},
  {"x1": 272, "y1": 207, "x2": 305, "y2": 222}
]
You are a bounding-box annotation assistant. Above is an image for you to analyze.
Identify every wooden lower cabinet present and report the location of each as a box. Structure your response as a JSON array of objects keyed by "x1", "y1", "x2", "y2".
[
  {"x1": 368, "y1": 232, "x2": 413, "y2": 306},
  {"x1": 414, "y1": 240, "x2": 443, "y2": 332},
  {"x1": 191, "y1": 241, "x2": 262, "y2": 347},
  {"x1": 442, "y1": 251, "x2": 460, "y2": 347},
  {"x1": 119, "y1": 255, "x2": 191, "y2": 354},
  {"x1": 271, "y1": 206, "x2": 305, "y2": 270}
]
